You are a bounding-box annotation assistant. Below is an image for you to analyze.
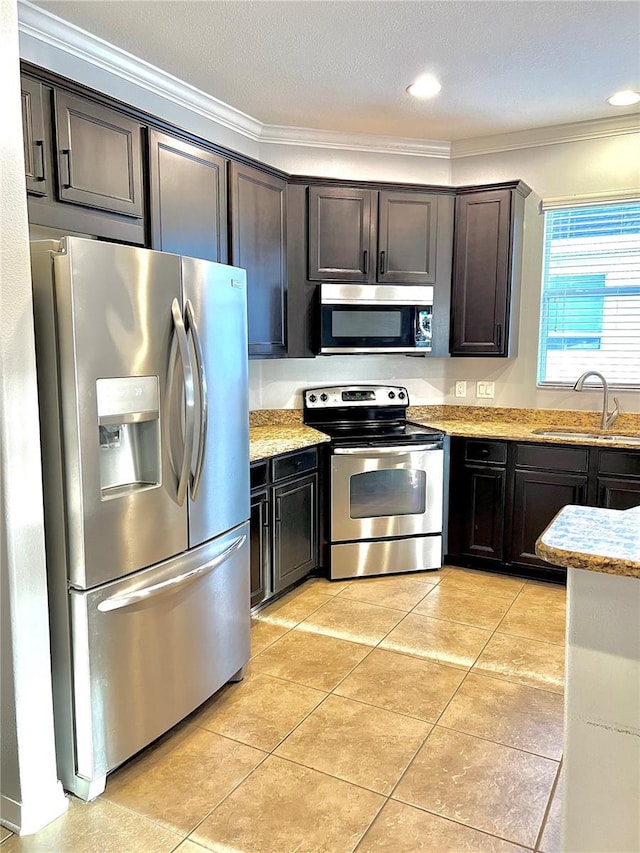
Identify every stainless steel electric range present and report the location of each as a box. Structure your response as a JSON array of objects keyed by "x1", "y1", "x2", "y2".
[{"x1": 303, "y1": 384, "x2": 446, "y2": 580}]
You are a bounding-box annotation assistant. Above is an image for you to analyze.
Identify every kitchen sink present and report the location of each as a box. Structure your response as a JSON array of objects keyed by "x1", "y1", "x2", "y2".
[{"x1": 531, "y1": 428, "x2": 640, "y2": 445}]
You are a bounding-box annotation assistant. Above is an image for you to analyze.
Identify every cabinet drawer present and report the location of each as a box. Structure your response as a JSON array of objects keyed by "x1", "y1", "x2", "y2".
[
  {"x1": 464, "y1": 440, "x2": 507, "y2": 465},
  {"x1": 273, "y1": 448, "x2": 318, "y2": 482},
  {"x1": 596, "y1": 450, "x2": 640, "y2": 478},
  {"x1": 516, "y1": 443, "x2": 589, "y2": 473},
  {"x1": 250, "y1": 460, "x2": 270, "y2": 490}
]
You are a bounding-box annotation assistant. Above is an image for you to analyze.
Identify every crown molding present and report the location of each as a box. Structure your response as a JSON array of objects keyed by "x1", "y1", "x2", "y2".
[
  {"x1": 18, "y1": 0, "x2": 640, "y2": 161},
  {"x1": 260, "y1": 125, "x2": 451, "y2": 158},
  {"x1": 451, "y1": 115, "x2": 640, "y2": 158},
  {"x1": 17, "y1": 0, "x2": 263, "y2": 141}
]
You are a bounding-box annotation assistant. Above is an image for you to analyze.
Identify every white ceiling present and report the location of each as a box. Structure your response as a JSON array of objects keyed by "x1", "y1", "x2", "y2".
[{"x1": 28, "y1": 0, "x2": 640, "y2": 143}]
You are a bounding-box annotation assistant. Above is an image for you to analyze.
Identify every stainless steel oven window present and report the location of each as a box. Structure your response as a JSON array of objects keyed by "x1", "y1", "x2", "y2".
[{"x1": 349, "y1": 469, "x2": 427, "y2": 518}]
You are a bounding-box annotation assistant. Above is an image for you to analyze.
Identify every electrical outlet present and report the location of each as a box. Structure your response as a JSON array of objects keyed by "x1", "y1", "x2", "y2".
[
  {"x1": 455, "y1": 380, "x2": 467, "y2": 398},
  {"x1": 476, "y1": 381, "x2": 495, "y2": 399}
]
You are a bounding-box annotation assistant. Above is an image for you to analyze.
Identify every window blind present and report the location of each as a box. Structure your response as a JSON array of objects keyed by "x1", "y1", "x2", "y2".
[{"x1": 537, "y1": 201, "x2": 640, "y2": 388}]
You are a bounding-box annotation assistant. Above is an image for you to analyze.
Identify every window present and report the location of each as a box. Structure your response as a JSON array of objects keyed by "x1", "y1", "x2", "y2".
[{"x1": 538, "y1": 201, "x2": 640, "y2": 387}]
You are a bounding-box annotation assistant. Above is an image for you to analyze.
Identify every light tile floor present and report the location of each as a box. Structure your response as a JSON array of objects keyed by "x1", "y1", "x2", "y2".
[{"x1": 2, "y1": 567, "x2": 565, "y2": 852}]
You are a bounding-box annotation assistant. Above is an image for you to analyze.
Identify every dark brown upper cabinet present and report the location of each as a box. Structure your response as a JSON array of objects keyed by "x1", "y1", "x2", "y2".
[
  {"x1": 229, "y1": 162, "x2": 287, "y2": 358},
  {"x1": 148, "y1": 129, "x2": 227, "y2": 263},
  {"x1": 21, "y1": 73, "x2": 145, "y2": 244},
  {"x1": 53, "y1": 90, "x2": 144, "y2": 218},
  {"x1": 308, "y1": 186, "x2": 442, "y2": 284},
  {"x1": 377, "y1": 191, "x2": 439, "y2": 284},
  {"x1": 21, "y1": 77, "x2": 49, "y2": 197},
  {"x1": 450, "y1": 182, "x2": 530, "y2": 357}
]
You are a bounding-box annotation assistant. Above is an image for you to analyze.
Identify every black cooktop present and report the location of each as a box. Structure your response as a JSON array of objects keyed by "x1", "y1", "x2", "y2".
[{"x1": 315, "y1": 420, "x2": 444, "y2": 447}]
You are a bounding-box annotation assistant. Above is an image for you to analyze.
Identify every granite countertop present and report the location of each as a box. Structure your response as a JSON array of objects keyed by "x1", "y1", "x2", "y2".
[
  {"x1": 536, "y1": 505, "x2": 640, "y2": 579},
  {"x1": 248, "y1": 405, "x2": 640, "y2": 462},
  {"x1": 408, "y1": 405, "x2": 640, "y2": 449},
  {"x1": 249, "y1": 410, "x2": 329, "y2": 462}
]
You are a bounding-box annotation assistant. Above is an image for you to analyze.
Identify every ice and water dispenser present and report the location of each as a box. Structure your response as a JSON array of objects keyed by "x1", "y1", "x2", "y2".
[{"x1": 97, "y1": 376, "x2": 161, "y2": 499}]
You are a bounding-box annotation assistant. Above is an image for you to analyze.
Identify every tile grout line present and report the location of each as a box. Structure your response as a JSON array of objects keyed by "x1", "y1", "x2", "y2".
[{"x1": 534, "y1": 757, "x2": 563, "y2": 853}]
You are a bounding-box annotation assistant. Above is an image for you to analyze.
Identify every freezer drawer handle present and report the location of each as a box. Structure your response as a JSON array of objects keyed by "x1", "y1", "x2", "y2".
[
  {"x1": 97, "y1": 534, "x2": 247, "y2": 613},
  {"x1": 334, "y1": 443, "x2": 442, "y2": 456},
  {"x1": 170, "y1": 298, "x2": 196, "y2": 506},
  {"x1": 184, "y1": 299, "x2": 208, "y2": 501}
]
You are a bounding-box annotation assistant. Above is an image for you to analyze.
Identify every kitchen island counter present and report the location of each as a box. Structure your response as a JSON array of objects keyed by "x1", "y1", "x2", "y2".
[
  {"x1": 536, "y1": 505, "x2": 640, "y2": 579},
  {"x1": 535, "y1": 504, "x2": 640, "y2": 853}
]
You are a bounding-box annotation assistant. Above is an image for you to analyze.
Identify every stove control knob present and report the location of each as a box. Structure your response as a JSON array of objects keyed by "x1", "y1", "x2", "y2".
[
  {"x1": 398, "y1": 391, "x2": 406, "y2": 400},
  {"x1": 308, "y1": 394, "x2": 317, "y2": 403},
  {"x1": 388, "y1": 391, "x2": 396, "y2": 399},
  {"x1": 320, "y1": 393, "x2": 328, "y2": 402}
]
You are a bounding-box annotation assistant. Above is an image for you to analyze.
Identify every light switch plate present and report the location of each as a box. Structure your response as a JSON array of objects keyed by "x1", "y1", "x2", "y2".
[
  {"x1": 477, "y1": 381, "x2": 495, "y2": 399},
  {"x1": 455, "y1": 381, "x2": 467, "y2": 398}
]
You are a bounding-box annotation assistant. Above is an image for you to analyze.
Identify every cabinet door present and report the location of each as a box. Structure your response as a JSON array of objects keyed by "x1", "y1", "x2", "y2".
[
  {"x1": 308, "y1": 186, "x2": 374, "y2": 281},
  {"x1": 272, "y1": 473, "x2": 318, "y2": 594},
  {"x1": 21, "y1": 77, "x2": 49, "y2": 197},
  {"x1": 510, "y1": 469, "x2": 588, "y2": 570},
  {"x1": 250, "y1": 489, "x2": 270, "y2": 608},
  {"x1": 53, "y1": 90, "x2": 144, "y2": 217},
  {"x1": 450, "y1": 189, "x2": 512, "y2": 355},
  {"x1": 457, "y1": 465, "x2": 506, "y2": 561},
  {"x1": 596, "y1": 477, "x2": 640, "y2": 510},
  {"x1": 377, "y1": 191, "x2": 438, "y2": 284},
  {"x1": 229, "y1": 162, "x2": 287, "y2": 358},
  {"x1": 148, "y1": 129, "x2": 227, "y2": 262}
]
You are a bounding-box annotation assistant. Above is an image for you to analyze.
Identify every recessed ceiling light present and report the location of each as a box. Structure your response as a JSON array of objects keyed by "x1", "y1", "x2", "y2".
[
  {"x1": 406, "y1": 74, "x2": 442, "y2": 99},
  {"x1": 607, "y1": 89, "x2": 640, "y2": 107}
]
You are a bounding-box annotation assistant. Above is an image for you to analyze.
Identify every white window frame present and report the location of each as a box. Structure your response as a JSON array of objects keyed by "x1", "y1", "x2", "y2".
[{"x1": 537, "y1": 192, "x2": 640, "y2": 391}]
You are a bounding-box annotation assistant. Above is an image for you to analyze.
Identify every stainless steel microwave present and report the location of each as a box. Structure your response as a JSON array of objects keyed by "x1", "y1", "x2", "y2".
[{"x1": 318, "y1": 283, "x2": 433, "y2": 354}]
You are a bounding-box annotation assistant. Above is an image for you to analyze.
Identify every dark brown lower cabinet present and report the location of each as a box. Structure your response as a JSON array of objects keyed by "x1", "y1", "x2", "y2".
[
  {"x1": 249, "y1": 447, "x2": 319, "y2": 608},
  {"x1": 458, "y1": 465, "x2": 507, "y2": 561},
  {"x1": 448, "y1": 438, "x2": 640, "y2": 582},
  {"x1": 250, "y1": 487, "x2": 269, "y2": 608},
  {"x1": 273, "y1": 473, "x2": 318, "y2": 594},
  {"x1": 597, "y1": 477, "x2": 640, "y2": 510},
  {"x1": 510, "y1": 469, "x2": 587, "y2": 570}
]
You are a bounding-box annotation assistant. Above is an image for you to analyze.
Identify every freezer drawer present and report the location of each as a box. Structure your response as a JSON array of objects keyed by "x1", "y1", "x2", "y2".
[{"x1": 65, "y1": 522, "x2": 250, "y2": 795}]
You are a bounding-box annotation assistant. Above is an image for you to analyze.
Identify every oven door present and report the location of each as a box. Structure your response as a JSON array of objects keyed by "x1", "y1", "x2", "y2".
[{"x1": 330, "y1": 444, "x2": 443, "y2": 542}]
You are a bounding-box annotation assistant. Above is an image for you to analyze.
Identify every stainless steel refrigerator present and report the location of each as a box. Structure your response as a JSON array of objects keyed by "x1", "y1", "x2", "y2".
[{"x1": 30, "y1": 236, "x2": 251, "y2": 800}]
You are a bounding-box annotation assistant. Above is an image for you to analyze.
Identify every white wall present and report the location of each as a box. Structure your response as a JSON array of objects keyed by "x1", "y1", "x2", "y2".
[
  {"x1": 253, "y1": 131, "x2": 640, "y2": 413},
  {"x1": 260, "y1": 141, "x2": 451, "y2": 184},
  {"x1": 1, "y1": 0, "x2": 67, "y2": 835}
]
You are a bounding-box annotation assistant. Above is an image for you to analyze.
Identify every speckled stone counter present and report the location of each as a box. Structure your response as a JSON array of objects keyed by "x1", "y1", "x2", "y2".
[
  {"x1": 249, "y1": 405, "x2": 640, "y2": 462},
  {"x1": 408, "y1": 405, "x2": 640, "y2": 449},
  {"x1": 249, "y1": 411, "x2": 329, "y2": 462},
  {"x1": 536, "y1": 505, "x2": 640, "y2": 579},
  {"x1": 535, "y1": 503, "x2": 640, "y2": 851}
]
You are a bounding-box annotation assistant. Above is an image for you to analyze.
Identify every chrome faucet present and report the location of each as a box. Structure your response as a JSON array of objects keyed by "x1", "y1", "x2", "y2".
[{"x1": 573, "y1": 371, "x2": 620, "y2": 430}]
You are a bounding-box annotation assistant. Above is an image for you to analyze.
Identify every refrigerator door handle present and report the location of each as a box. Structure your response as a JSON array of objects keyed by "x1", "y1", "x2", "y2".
[
  {"x1": 97, "y1": 534, "x2": 247, "y2": 612},
  {"x1": 170, "y1": 298, "x2": 196, "y2": 506},
  {"x1": 184, "y1": 298, "x2": 208, "y2": 501}
]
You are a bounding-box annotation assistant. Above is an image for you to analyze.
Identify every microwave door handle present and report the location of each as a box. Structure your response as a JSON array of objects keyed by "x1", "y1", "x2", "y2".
[
  {"x1": 97, "y1": 534, "x2": 247, "y2": 612},
  {"x1": 170, "y1": 298, "x2": 195, "y2": 506},
  {"x1": 334, "y1": 443, "x2": 442, "y2": 456},
  {"x1": 184, "y1": 299, "x2": 208, "y2": 500}
]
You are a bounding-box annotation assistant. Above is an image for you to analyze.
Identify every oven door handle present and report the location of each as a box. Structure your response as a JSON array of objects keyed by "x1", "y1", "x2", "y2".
[{"x1": 334, "y1": 443, "x2": 442, "y2": 456}]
